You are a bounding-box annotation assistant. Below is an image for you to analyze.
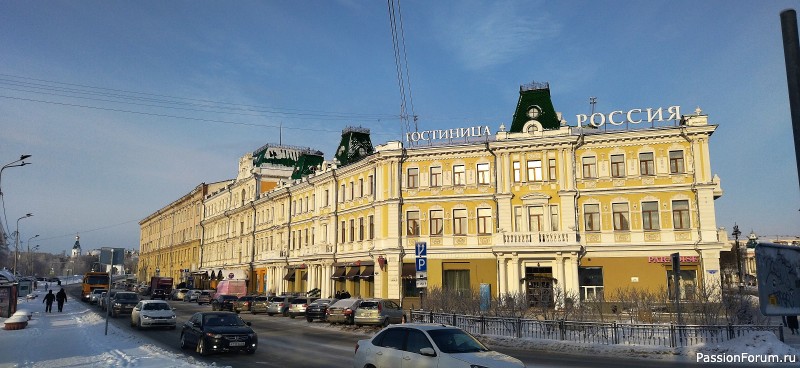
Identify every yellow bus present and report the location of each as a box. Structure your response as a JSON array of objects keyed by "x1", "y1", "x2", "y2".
[{"x1": 81, "y1": 271, "x2": 109, "y2": 301}]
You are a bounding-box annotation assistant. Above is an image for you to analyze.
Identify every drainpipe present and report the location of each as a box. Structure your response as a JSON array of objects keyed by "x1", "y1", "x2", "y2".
[
  {"x1": 398, "y1": 147, "x2": 407, "y2": 308},
  {"x1": 572, "y1": 133, "x2": 585, "y2": 241},
  {"x1": 679, "y1": 125, "x2": 706, "y2": 284},
  {"x1": 332, "y1": 166, "x2": 339, "y2": 297},
  {"x1": 486, "y1": 141, "x2": 502, "y2": 299},
  {"x1": 249, "y1": 199, "x2": 256, "y2": 293}
]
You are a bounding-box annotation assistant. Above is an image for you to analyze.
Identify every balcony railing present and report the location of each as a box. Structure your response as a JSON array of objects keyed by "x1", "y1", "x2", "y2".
[{"x1": 500, "y1": 231, "x2": 576, "y2": 245}]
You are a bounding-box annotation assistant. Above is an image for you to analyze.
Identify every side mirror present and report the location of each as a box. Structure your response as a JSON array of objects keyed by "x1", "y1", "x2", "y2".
[{"x1": 419, "y1": 347, "x2": 436, "y2": 357}]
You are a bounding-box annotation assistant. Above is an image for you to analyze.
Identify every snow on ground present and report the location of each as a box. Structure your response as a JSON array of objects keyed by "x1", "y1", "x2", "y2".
[
  {"x1": 1, "y1": 278, "x2": 798, "y2": 367},
  {"x1": 0, "y1": 277, "x2": 221, "y2": 368}
]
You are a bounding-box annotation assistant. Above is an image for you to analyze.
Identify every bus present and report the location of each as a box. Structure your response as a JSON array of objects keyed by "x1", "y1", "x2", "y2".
[{"x1": 81, "y1": 271, "x2": 110, "y2": 301}]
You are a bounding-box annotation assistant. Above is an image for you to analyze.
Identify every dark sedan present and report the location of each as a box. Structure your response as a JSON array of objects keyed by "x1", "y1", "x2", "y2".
[
  {"x1": 306, "y1": 298, "x2": 336, "y2": 322},
  {"x1": 211, "y1": 294, "x2": 238, "y2": 311},
  {"x1": 179, "y1": 312, "x2": 257, "y2": 356}
]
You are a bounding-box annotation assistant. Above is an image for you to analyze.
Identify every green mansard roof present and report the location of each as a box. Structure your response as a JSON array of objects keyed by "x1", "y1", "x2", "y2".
[{"x1": 509, "y1": 82, "x2": 561, "y2": 133}]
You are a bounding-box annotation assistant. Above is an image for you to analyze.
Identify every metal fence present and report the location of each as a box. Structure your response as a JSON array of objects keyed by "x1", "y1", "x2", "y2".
[{"x1": 409, "y1": 310, "x2": 784, "y2": 347}]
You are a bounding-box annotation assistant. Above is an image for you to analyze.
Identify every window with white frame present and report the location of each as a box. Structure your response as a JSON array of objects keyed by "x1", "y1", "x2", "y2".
[
  {"x1": 669, "y1": 150, "x2": 685, "y2": 174},
  {"x1": 528, "y1": 206, "x2": 543, "y2": 232},
  {"x1": 406, "y1": 211, "x2": 420, "y2": 236},
  {"x1": 513, "y1": 161, "x2": 521, "y2": 183},
  {"x1": 453, "y1": 209, "x2": 467, "y2": 235},
  {"x1": 550, "y1": 205, "x2": 559, "y2": 231},
  {"x1": 514, "y1": 206, "x2": 523, "y2": 232},
  {"x1": 477, "y1": 208, "x2": 492, "y2": 235},
  {"x1": 548, "y1": 159, "x2": 557, "y2": 181},
  {"x1": 611, "y1": 154, "x2": 625, "y2": 178},
  {"x1": 527, "y1": 160, "x2": 543, "y2": 181},
  {"x1": 477, "y1": 163, "x2": 490, "y2": 184},
  {"x1": 407, "y1": 168, "x2": 419, "y2": 189}
]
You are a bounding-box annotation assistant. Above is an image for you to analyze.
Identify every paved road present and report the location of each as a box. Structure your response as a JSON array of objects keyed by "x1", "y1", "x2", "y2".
[{"x1": 67, "y1": 286, "x2": 696, "y2": 367}]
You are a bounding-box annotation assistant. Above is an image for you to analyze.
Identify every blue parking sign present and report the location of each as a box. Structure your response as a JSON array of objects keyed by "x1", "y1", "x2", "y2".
[{"x1": 416, "y1": 257, "x2": 427, "y2": 272}]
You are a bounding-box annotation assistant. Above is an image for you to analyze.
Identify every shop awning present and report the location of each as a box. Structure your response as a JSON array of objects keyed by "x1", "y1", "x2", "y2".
[
  {"x1": 346, "y1": 267, "x2": 361, "y2": 280},
  {"x1": 283, "y1": 269, "x2": 296, "y2": 281},
  {"x1": 331, "y1": 267, "x2": 346, "y2": 279},
  {"x1": 359, "y1": 265, "x2": 374, "y2": 279},
  {"x1": 402, "y1": 263, "x2": 416, "y2": 279}
]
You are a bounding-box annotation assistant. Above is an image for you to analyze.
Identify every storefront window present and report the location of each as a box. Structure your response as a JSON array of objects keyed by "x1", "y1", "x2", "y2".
[
  {"x1": 667, "y1": 270, "x2": 697, "y2": 300},
  {"x1": 443, "y1": 270, "x2": 470, "y2": 293},
  {"x1": 579, "y1": 267, "x2": 604, "y2": 301}
]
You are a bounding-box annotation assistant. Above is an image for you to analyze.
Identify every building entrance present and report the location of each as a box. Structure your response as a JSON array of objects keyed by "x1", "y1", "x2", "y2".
[{"x1": 525, "y1": 267, "x2": 555, "y2": 307}]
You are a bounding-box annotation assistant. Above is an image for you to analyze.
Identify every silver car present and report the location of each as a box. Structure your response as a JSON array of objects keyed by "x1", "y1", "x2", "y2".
[
  {"x1": 89, "y1": 288, "x2": 107, "y2": 305},
  {"x1": 353, "y1": 298, "x2": 405, "y2": 327},
  {"x1": 354, "y1": 323, "x2": 525, "y2": 368},
  {"x1": 130, "y1": 299, "x2": 177, "y2": 329}
]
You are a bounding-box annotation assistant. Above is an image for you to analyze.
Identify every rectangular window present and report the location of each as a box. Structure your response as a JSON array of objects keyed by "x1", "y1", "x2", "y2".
[
  {"x1": 359, "y1": 217, "x2": 364, "y2": 240},
  {"x1": 642, "y1": 201, "x2": 660, "y2": 230},
  {"x1": 349, "y1": 219, "x2": 355, "y2": 242},
  {"x1": 550, "y1": 205, "x2": 559, "y2": 231},
  {"x1": 322, "y1": 224, "x2": 327, "y2": 244},
  {"x1": 430, "y1": 166, "x2": 442, "y2": 187},
  {"x1": 527, "y1": 160, "x2": 543, "y2": 181},
  {"x1": 368, "y1": 215, "x2": 375, "y2": 239},
  {"x1": 407, "y1": 168, "x2": 419, "y2": 188},
  {"x1": 341, "y1": 221, "x2": 346, "y2": 242},
  {"x1": 477, "y1": 163, "x2": 490, "y2": 184},
  {"x1": 611, "y1": 154, "x2": 626, "y2": 178},
  {"x1": 639, "y1": 152, "x2": 655, "y2": 176},
  {"x1": 453, "y1": 165, "x2": 465, "y2": 186},
  {"x1": 477, "y1": 208, "x2": 492, "y2": 235},
  {"x1": 367, "y1": 175, "x2": 374, "y2": 196},
  {"x1": 669, "y1": 150, "x2": 685, "y2": 174},
  {"x1": 358, "y1": 178, "x2": 364, "y2": 197},
  {"x1": 304, "y1": 228, "x2": 308, "y2": 246},
  {"x1": 514, "y1": 206, "x2": 522, "y2": 232},
  {"x1": 430, "y1": 210, "x2": 443, "y2": 236},
  {"x1": 584, "y1": 204, "x2": 600, "y2": 232},
  {"x1": 324, "y1": 189, "x2": 329, "y2": 207},
  {"x1": 349, "y1": 181, "x2": 354, "y2": 200},
  {"x1": 672, "y1": 200, "x2": 690, "y2": 230},
  {"x1": 311, "y1": 227, "x2": 315, "y2": 245},
  {"x1": 548, "y1": 159, "x2": 557, "y2": 181},
  {"x1": 339, "y1": 184, "x2": 345, "y2": 203},
  {"x1": 443, "y1": 269, "x2": 470, "y2": 293},
  {"x1": 667, "y1": 270, "x2": 697, "y2": 300},
  {"x1": 612, "y1": 203, "x2": 630, "y2": 231},
  {"x1": 582, "y1": 157, "x2": 597, "y2": 178},
  {"x1": 579, "y1": 267, "x2": 604, "y2": 301},
  {"x1": 513, "y1": 161, "x2": 521, "y2": 183},
  {"x1": 528, "y1": 206, "x2": 543, "y2": 232},
  {"x1": 406, "y1": 211, "x2": 420, "y2": 236},
  {"x1": 453, "y1": 209, "x2": 467, "y2": 235}
]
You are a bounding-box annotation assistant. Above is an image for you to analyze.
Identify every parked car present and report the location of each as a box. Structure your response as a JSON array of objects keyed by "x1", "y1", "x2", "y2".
[
  {"x1": 89, "y1": 288, "x2": 107, "y2": 305},
  {"x1": 196, "y1": 290, "x2": 212, "y2": 305},
  {"x1": 183, "y1": 289, "x2": 201, "y2": 302},
  {"x1": 179, "y1": 311, "x2": 257, "y2": 356},
  {"x1": 353, "y1": 298, "x2": 405, "y2": 327},
  {"x1": 265, "y1": 295, "x2": 295, "y2": 316},
  {"x1": 101, "y1": 289, "x2": 124, "y2": 311},
  {"x1": 108, "y1": 291, "x2": 140, "y2": 318},
  {"x1": 171, "y1": 288, "x2": 190, "y2": 301},
  {"x1": 305, "y1": 298, "x2": 336, "y2": 322},
  {"x1": 353, "y1": 323, "x2": 525, "y2": 368},
  {"x1": 233, "y1": 295, "x2": 257, "y2": 314},
  {"x1": 287, "y1": 297, "x2": 315, "y2": 319},
  {"x1": 326, "y1": 298, "x2": 362, "y2": 325},
  {"x1": 211, "y1": 294, "x2": 238, "y2": 312},
  {"x1": 248, "y1": 296, "x2": 270, "y2": 314},
  {"x1": 130, "y1": 299, "x2": 176, "y2": 330},
  {"x1": 151, "y1": 289, "x2": 168, "y2": 300}
]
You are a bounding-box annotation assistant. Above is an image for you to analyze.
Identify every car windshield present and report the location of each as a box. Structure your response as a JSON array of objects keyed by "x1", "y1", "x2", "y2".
[
  {"x1": 311, "y1": 299, "x2": 331, "y2": 305},
  {"x1": 293, "y1": 299, "x2": 307, "y2": 304},
  {"x1": 359, "y1": 301, "x2": 379, "y2": 309},
  {"x1": 116, "y1": 293, "x2": 137, "y2": 300},
  {"x1": 144, "y1": 303, "x2": 171, "y2": 311},
  {"x1": 204, "y1": 314, "x2": 245, "y2": 326},
  {"x1": 93, "y1": 289, "x2": 107, "y2": 294},
  {"x1": 428, "y1": 329, "x2": 489, "y2": 354}
]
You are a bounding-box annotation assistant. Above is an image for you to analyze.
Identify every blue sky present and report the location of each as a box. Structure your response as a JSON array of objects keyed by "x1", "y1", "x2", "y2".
[{"x1": 1, "y1": 1, "x2": 798, "y2": 256}]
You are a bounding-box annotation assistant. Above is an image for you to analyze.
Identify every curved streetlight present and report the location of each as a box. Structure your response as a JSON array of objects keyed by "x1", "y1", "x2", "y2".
[
  {"x1": 0, "y1": 155, "x2": 32, "y2": 196},
  {"x1": 28, "y1": 244, "x2": 39, "y2": 275},
  {"x1": 13, "y1": 213, "x2": 33, "y2": 275},
  {"x1": 26, "y1": 234, "x2": 39, "y2": 275}
]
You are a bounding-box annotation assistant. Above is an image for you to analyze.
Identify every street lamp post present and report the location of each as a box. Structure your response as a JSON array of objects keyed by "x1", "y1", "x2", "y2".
[
  {"x1": 732, "y1": 224, "x2": 743, "y2": 294},
  {"x1": 13, "y1": 213, "x2": 33, "y2": 275},
  {"x1": 25, "y1": 234, "x2": 39, "y2": 275},
  {"x1": 0, "y1": 155, "x2": 32, "y2": 196},
  {"x1": 28, "y1": 244, "x2": 39, "y2": 275}
]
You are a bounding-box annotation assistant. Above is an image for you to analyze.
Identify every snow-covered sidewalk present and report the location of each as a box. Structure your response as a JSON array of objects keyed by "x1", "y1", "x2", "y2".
[{"x1": 0, "y1": 286, "x2": 215, "y2": 368}]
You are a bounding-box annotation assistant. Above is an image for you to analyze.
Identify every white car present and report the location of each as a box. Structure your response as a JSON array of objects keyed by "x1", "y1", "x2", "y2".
[
  {"x1": 89, "y1": 289, "x2": 107, "y2": 304},
  {"x1": 130, "y1": 299, "x2": 177, "y2": 330},
  {"x1": 353, "y1": 323, "x2": 525, "y2": 368}
]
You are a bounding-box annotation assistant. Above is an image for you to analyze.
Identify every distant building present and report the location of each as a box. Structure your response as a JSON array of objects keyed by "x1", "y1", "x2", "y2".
[{"x1": 71, "y1": 234, "x2": 81, "y2": 258}]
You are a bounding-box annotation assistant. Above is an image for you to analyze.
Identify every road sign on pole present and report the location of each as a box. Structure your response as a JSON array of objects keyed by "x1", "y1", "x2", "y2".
[{"x1": 415, "y1": 242, "x2": 427, "y2": 288}]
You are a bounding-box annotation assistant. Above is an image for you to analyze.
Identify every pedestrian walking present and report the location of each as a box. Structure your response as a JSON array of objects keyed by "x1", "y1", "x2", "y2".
[
  {"x1": 45, "y1": 283, "x2": 49, "y2": 291},
  {"x1": 787, "y1": 315, "x2": 799, "y2": 335},
  {"x1": 56, "y1": 288, "x2": 68, "y2": 312},
  {"x1": 43, "y1": 290, "x2": 55, "y2": 313}
]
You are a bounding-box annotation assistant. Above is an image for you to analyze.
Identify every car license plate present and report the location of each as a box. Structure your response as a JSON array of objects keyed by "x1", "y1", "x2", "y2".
[{"x1": 229, "y1": 341, "x2": 245, "y2": 347}]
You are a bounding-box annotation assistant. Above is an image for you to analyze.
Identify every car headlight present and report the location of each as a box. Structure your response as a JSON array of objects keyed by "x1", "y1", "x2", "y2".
[
  {"x1": 205, "y1": 332, "x2": 222, "y2": 339},
  {"x1": 142, "y1": 315, "x2": 151, "y2": 319},
  {"x1": 170, "y1": 315, "x2": 176, "y2": 319},
  {"x1": 114, "y1": 303, "x2": 121, "y2": 307}
]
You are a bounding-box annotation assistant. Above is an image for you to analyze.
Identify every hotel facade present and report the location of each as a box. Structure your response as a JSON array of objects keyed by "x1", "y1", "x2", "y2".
[{"x1": 139, "y1": 83, "x2": 725, "y2": 306}]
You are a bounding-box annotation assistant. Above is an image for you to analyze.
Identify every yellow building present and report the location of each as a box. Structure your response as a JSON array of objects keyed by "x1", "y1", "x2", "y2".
[{"x1": 144, "y1": 83, "x2": 725, "y2": 307}]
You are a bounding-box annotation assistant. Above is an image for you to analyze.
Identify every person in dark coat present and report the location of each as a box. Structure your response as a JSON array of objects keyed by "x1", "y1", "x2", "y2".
[
  {"x1": 56, "y1": 288, "x2": 68, "y2": 312},
  {"x1": 787, "y1": 315, "x2": 799, "y2": 335},
  {"x1": 43, "y1": 290, "x2": 55, "y2": 313},
  {"x1": 342, "y1": 290, "x2": 351, "y2": 299},
  {"x1": 335, "y1": 290, "x2": 341, "y2": 299}
]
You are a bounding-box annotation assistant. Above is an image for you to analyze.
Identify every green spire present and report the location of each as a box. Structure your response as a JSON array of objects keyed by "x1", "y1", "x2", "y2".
[
  {"x1": 334, "y1": 127, "x2": 374, "y2": 166},
  {"x1": 509, "y1": 82, "x2": 561, "y2": 133}
]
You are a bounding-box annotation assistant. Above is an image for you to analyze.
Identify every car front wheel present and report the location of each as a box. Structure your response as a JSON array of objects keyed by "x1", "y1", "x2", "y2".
[
  {"x1": 180, "y1": 334, "x2": 188, "y2": 350},
  {"x1": 197, "y1": 339, "x2": 209, "y2": 356}
]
